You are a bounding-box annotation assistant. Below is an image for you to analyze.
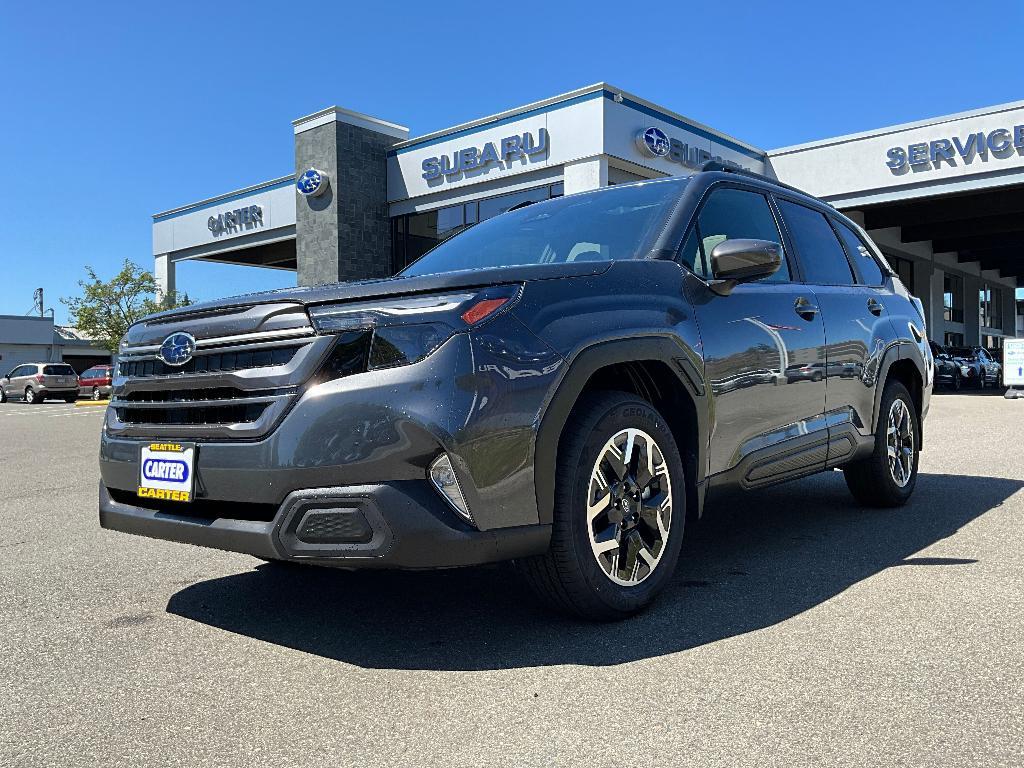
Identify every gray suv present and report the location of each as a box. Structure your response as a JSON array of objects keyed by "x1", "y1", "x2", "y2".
[
  {"x1": 98, "y1": 166, "x2": 932, "y2": 619},
  {"x1": 0, "y1": 363, "x2": 79, "y2": 404}
]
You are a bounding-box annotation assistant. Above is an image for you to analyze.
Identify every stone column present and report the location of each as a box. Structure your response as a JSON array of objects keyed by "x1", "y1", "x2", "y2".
[{"x1": 292, "y1": 107, "x2": 409, "y2": 286}]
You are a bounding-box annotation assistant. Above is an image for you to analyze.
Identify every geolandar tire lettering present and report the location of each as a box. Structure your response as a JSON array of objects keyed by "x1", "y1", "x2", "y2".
[{"x1": 518, "y1": 391, "x2": 686, "y2": 621}]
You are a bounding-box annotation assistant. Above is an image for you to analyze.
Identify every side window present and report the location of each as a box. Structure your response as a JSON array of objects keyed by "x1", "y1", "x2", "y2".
[
  {"x1": 695, "y1": 187, "x2": 791, "y2": 282},
  {"x1": 679, "y1": 228, "x2": 705, "y2": 277},
  {"x1": 834, "y1": 220, "x2": 885, "y2": 286},
  {"x1": 777, "y1": 199, "x2": 855, "y2": 286}
]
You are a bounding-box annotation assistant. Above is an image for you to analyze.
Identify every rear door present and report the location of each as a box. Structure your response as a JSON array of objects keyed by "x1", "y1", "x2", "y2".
[
  {"x1": 12, "y1": 365, "x2": 35, "y2": 398},
  {"x1": 775, "y1": 198, "x2": 897, "y2": 446},
  {"x1": 684, "y1": 184, "x2": 828, "y2": 481}
]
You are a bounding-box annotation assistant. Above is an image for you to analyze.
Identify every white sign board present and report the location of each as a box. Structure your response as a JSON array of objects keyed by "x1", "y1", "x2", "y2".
[{"x1": 1003, "y1": 339, "x2": 1024, "y2": 386}]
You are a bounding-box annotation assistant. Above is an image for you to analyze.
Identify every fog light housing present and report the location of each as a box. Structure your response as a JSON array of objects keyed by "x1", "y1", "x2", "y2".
[{"x1": 429, "y1": 453, "x2": 474, "y2": 525}]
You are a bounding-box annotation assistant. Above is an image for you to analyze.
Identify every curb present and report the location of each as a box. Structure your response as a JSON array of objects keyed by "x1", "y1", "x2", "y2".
[{"x1": 75, "y1": 400, "x2": 110, "y2": 407}]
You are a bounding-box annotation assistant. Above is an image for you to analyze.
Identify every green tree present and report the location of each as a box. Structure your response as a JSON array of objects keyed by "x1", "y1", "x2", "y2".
[{"x1": 61, "y1": 260, "x2": 190, "y2": 353}]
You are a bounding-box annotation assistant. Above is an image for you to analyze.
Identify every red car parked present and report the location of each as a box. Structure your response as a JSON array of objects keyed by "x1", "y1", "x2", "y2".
[{"x1": 78, "y1": 365, "x2": 114, "y2": 401}]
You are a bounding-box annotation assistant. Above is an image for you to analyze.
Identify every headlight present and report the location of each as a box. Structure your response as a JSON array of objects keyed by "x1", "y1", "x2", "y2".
[{"x1": 307, "y1": 285, "x2": 521, "y2": 370}]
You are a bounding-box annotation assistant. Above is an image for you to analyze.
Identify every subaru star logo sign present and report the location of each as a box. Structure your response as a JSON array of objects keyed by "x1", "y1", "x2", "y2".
[
  {"x1": 636, "y1": 127, "x2": 670, "y2": 158},
  {"x1": 296, "y1": 167, "x2": 329, "y2": 197},
  {"x1": 159, "y1": 332, "x2": 196, "y2": 367}
]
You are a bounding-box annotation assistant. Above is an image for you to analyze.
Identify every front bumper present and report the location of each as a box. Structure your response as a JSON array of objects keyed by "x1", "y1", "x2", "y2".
[
  {"x1": 99, "y1": 314, "x2": 564, "y2": 567},
  {"x1": 99, "y1": 481, "x2": 549, "y2": 568}
]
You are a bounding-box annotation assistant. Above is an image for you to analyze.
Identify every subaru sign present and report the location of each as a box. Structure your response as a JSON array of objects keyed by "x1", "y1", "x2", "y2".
[
  {"x1": 635, "y1": 126, "x2": 748, "y2": 171},
  {"x1": 421, "y1": 129, "x2": 549, "y2": 182},
  {"x1": 297, "y1": 168, "x2": 329, "y2": 197}
]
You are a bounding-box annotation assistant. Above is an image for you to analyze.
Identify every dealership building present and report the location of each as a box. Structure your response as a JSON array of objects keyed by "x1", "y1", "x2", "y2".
[{"x1": 153, "y1": 83, "x2": 1023, "y2": 348}]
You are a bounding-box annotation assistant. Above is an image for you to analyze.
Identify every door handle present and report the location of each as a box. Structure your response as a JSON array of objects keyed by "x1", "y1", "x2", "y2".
[
  {"x1": 867, "y1": 298, "x2": 884, "y2": 316},
  {"x1": 794, "y1": 297, "x2": 819, "y2": 320}
]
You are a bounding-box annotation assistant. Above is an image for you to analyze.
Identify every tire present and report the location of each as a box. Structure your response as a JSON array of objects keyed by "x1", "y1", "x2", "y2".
[
  {"x1": 517, "y1": 391, "x2": 686, "y2": 621},
  {"x1": 843, "y1": 380, "x2": 919, "y2": 507},
  {"x1": 979, "y1": 371, "x2": 987, "y2": 389},
  {"x1": 24, "y1": 387, "x2": 39, "y2": 404},
  {"x1": 0, "y1": 387, "x2": 6, "y2": 404},
  {"x1": 92, "y1": 387, "x2": 101, "y2": 401},
  {"x1": 65, "y1": 395, "x2": 78, "y2": 403},
  {"x1": 951, "y1": 370, "x2": 961, "y2": 391}
]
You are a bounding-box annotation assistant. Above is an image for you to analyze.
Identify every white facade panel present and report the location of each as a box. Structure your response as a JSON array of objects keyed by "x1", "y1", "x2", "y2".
[
  {"x1": 387, "y1": 97, "x2": 605, "y2": 202},
  {"x1": 152, "y1": 181, "x2": 296, "y2": 256},
  {"x1": 603, "y1": 99, "x2": 767, "y2": 177},
  {"x1": 769, "y1": 102, "x2": 1024, "y2": 204}
]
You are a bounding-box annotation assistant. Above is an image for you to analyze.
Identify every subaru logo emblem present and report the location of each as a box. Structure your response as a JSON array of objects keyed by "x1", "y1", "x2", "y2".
[
  {"x1": 296, "y1": 168, "x2": 329, "y2": 197},
  {"x1": 159, "y1": 332, "x2": 196, "y2": 367},
  {"x1": 637, "y1": 127, "x2": 670, "y2": 158}
]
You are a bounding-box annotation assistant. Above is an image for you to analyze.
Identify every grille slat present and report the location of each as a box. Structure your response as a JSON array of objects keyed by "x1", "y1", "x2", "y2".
[{"x1": 119, "y1": 344, "x2": 300, "y2": 379}]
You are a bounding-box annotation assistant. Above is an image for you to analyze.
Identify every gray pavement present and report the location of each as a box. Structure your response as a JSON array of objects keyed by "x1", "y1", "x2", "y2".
[{"x1": 1, "y1": 392, "x2": 1022, "y2": 767}]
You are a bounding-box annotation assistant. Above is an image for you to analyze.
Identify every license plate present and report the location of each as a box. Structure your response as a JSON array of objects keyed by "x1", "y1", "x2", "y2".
[{"x1": 138, "y1": 442, "x2": 196, "y2": 503}]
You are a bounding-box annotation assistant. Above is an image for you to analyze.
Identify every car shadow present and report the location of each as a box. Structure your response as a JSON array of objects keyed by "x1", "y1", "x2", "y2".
[{"x1": 166, "y1": 472, "x2": 1021, "y2": 670}]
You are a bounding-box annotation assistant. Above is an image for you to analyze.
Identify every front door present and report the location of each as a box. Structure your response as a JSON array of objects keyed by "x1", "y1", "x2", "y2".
[{"x1": 683, "y1": 185, "x2": 828, "y2": 479}]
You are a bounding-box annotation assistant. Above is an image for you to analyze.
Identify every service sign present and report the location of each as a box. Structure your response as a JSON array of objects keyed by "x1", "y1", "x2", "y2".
[
  {"x1": 138, "y1": 443, "x2": 196, "y2": 503},
  {"x1": 1003, "y1": 339, "x2": 1024, "y2": 387}
]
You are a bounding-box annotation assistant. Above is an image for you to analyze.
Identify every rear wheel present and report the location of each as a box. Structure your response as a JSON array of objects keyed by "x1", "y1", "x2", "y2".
[
  {"x1": 844, "y1": 381, "x2": 919, "y2": 507},
  {"x1": 92, "y1": 387, "x2": 101, "y2": 401},
  {"x1": 65, "y1": 395, "x2": 78, "y2": 403},
  {"x1": 0, "y1": 387, "x2": 6, "y2": 404},
  {"x1": 24, "y1": 387, "x2": 39, "y2": 404},
  {"x1": 518, "y1": 391, "x2": 686, "y2": 620}
]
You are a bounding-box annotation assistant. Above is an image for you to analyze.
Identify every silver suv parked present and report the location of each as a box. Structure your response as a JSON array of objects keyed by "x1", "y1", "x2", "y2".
[{"x1": 0, "y1": 363, "x2": 79, "y2": 404}]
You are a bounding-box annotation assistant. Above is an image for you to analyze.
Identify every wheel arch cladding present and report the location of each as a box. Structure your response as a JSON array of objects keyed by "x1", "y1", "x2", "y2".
[
  {"x1": 874, "y1": 344, "x2": 925, "y2": 447},
  {"x1": 534, "y1": 337, "x2": 708, "y2": 526}
]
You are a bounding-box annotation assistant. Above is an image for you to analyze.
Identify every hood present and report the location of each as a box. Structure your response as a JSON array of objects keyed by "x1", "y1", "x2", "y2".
[{"x1": 123, "y1": 262, "x2": 610, "y2": 348}]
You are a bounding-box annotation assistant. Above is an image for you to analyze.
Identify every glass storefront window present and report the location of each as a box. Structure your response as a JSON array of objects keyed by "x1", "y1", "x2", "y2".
[
  {"x1": 943, "y1": 273, "x2": 963, "y2": 323},
  {"x1": 979, "y1": 283, "x2": 1003, "y2": 329},
  {"x1": 391, "y1": 182, "x2": 565, "y2": 273},
  {"x1": 884, "y1": 253, "x2": 914, "y2": 289}
]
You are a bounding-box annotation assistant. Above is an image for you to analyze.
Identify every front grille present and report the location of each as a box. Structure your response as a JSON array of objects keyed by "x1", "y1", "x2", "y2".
[
  {"x1": 120, "y1": 387, "x2": 282, "y2": 403},
  {"x1": 119, "y1": 345, "x2": 300, "y2": 378},
  {"x1": 114, "y1": 402, "x2": 270, "y2": 426}
]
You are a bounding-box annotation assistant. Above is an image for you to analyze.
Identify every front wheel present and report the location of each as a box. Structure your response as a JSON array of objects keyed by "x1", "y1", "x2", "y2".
[
  {"x1": 844, "y1": 381, "x2": 919, "y2": 507},
  {"x1": 951, "y1": 370, "x2": 961, "y2": 391},
  {"x1": 518, "y1": 391, "x2": 686, "y2": 620},
  {"x1": 0, "y1": 387, "x2": 6, "y2": 404},
  {"x1": 979, "y1": 371, "x2": 987, "y2": 389}
]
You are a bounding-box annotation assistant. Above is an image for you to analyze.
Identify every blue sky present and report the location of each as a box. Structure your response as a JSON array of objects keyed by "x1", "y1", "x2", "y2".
[{"x1": 1, "y1": 0, "x2": 1022, "y2": 323}]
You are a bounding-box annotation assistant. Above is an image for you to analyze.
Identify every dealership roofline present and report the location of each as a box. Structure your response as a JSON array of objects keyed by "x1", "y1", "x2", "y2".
[
  {"x1": 152, "y1": 174, "x2": 295, "y2": 221},
  {"x1": 292, "y1": 105, "x2": 410, "y2": 139},
  {"x1": 387, "y1": 82, "x2": 765, "y2": 157},
  {"x1": 769, "y1": 98, "x2": 1024, "y2": 156}
]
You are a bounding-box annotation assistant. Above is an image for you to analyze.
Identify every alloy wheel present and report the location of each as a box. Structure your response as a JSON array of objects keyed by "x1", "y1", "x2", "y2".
[
  {"x1": 886, "y1": 398, "x2": 915, "y2": 488},
  {"x1": 25, "y1": 388, "x2": 36, "y2": 404},
  {"x1": 92, "y1": 387, "x2": 101, "y2": 401},
  {"x1": 586, "y1": 427, "x2": 672, "y2": 586}
]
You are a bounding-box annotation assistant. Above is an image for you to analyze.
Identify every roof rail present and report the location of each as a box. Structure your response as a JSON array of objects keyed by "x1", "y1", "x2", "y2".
[{"x1": 698, "y1": 160, "x2": 819, "y2": 200}]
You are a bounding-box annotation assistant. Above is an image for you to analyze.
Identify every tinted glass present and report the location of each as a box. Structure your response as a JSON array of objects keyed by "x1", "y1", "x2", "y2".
[
  {"x1": 834, "y1": 221, "x2": 884, "y2": 285},
  {"x1": 679, "y1": 228, "x2": 704, "y2": 277},
  {"x1": 778, "y1": 200, "x2": 854, "y2": 285},
  {"x1": 696, "y1": 187, "x2": 790, "y2": 282},
  {"x1": 401, "y1": 180, "x2": 685, "y2": 277},
  {"x1": 44, "y1": 365, "x2": 76, "y2": 375}
]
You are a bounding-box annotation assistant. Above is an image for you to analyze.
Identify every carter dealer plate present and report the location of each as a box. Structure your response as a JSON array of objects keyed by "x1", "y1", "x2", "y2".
[{"x1": 137, "y1": 443, "x2": 196, "y2": 503}]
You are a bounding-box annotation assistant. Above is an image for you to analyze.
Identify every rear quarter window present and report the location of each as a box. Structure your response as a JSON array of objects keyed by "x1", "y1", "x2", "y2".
[{"x1": 833, "y1": 220, "x2": 885, "y2": 286}]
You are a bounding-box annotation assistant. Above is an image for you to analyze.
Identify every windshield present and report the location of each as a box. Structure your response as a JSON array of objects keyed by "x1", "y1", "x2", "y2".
[
  {"x1": 948, "y1": 347, "x2": 976, "y2": 359},
  {"x1": 400, "y1": 179, "x2": 686, "y2": 277}
]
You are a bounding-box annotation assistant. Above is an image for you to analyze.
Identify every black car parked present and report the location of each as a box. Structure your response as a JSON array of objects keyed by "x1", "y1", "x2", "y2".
[
  {"x1": 99, "y1": 166, "x2": 932, "y2": 620},
  {"x1": 929, "y1": 341, "x2": 964, "y2": 390}
]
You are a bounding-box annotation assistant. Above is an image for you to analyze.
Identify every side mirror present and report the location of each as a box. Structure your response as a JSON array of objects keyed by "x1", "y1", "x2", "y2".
[{"x1": 708, "y1": 239, "x2": 782, "y2": 296}]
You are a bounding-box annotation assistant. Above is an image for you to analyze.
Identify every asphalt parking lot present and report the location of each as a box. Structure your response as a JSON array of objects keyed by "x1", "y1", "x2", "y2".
[{"x1": 1, "y1": 392, "x2": 1022, "y2": 767}]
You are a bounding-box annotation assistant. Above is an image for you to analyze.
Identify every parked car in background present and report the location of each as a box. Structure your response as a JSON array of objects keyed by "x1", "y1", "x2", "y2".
[
  {"x1": 929, "y1": 341, "x2": 963, "y2": 390},
  {"x1": 78, "y1": 365, "x2": 114, "y2": 400},
  {"x1": 0, "y1": 363, "x2": 79, "y2": 403},
  {"x1": 948, "y1": 346, "x2": 1000, "y2": 388}
]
